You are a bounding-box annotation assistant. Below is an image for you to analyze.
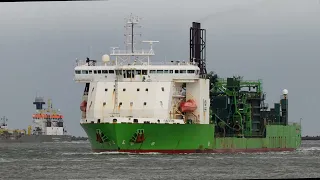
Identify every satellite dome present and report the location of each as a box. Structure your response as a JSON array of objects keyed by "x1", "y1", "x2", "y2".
[
  {"x1": 282, "y1": 89, "x2": 288, "y2": 95},
  {"x1": 102, "y1": 54, "x2": 110, "y2": 63}
]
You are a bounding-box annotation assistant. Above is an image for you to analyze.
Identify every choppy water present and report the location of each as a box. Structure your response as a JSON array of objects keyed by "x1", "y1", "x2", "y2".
[{"x1": 0, "y1": 140, "x2": 319, "y2": 180}]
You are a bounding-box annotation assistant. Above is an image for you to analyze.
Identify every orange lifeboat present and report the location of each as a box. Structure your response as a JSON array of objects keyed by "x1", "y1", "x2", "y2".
[
  {"x1": 80, "y1": 100, "x2": 87, "y2": 112},
  {"x1": 180, "y1": 99, "x2": 197, "y2": 112}
]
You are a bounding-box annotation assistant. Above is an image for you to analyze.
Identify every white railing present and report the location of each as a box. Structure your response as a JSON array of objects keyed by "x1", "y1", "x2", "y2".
[
  {"x1": 149, "y1": 61, "x2": 197, "y2": 66},
  {"x1": 110, "y1": 49, "x2": 155, "y2": 56},
  {"x1": 75, "y1": 59, "x2": 199, "y2": 67},
  {"x1": 75, "y1": 60, "x2": 115, "y2": 67}
]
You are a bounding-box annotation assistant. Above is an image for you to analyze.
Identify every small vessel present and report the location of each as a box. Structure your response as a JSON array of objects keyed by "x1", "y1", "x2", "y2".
[
  {"x1": 73, "y1": 14, "x2": 301, "y2": 153},
  {"x1": 0, "y1": 96, "x2": 72, "y2": 143}
]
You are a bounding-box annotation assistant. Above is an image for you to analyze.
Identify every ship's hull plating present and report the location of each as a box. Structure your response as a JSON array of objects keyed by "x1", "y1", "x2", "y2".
[
  {"x1": 0, "y1": 135, "x2": 72, "y2": 143},
  {"x1": 81, "y1": 123, "x2": 302, "y2": 154}
]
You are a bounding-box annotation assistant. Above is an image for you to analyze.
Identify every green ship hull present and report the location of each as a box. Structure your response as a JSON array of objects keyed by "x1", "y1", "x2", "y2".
[{"x1": 82, "y1": 123, "x2": 301, "y2": 154}]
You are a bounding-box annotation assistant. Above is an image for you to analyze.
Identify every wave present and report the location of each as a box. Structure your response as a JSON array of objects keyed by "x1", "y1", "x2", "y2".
[
  {"x1": 298, "y1": 147, "x2": 320, "y2": 151},
  {"x1": 42, "y1": 141, "x2": 89, "y2": 144},
  {"x1": 0, "y1": 158, "x2": 13, "y2": 163}
]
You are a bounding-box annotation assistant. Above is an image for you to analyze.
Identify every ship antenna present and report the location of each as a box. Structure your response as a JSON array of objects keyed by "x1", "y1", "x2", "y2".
[
  {"x1": 88, "y1": 46, "x2": 92, "y2": 59},
  {"x1": 124, "y1": 14, "x2": 141, "y2": 56}
]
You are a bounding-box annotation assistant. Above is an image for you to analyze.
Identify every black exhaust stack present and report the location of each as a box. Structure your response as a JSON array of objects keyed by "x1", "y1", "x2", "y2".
[{"x1": 190, "y1": 22, "x2": 207, "y2": 78}]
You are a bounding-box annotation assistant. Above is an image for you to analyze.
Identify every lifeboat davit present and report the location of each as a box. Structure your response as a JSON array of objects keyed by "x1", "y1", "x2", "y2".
[
  {"x1": 80, "y1": 100, "x2": 87, "y2": 112},
  {"x1": 180, "y1": 99, "x2": 197, "y2": 113}
]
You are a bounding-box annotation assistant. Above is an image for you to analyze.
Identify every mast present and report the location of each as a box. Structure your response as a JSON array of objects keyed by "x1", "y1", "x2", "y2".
[
  {"x1": 112, "y1": 14, "x2": 158, "y2": 66},
  {"x1": 124, "y1": 14, "x2": 141, "y2": 56},
  {"x1": 110, "y1": 14, "x2": 159, "y2": 117},
  {"x1": 131, "y1": 20, "x2": 134, "y2": 54}
]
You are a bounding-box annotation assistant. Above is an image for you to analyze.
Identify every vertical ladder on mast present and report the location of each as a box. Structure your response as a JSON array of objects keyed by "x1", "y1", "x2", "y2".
[{"x1": 113, "y1": 72, "x2": 119, "y2": 116}]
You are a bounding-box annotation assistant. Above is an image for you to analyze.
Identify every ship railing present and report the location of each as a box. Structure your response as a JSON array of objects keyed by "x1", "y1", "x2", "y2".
[
  {"x1": 266, "y1": 122, "x2": 301, "y2": 126},
  {"x1": 218, "y1": 78, "x2": 262, "y2": 83},
  {"x1": 288, "y1": 122, "x2": 301, "y2": 126},
  {"x1": 75, "y1": 59, "x2": 198, "y2": 67},
  {"x1": 172, "y1": 93, "x2": 186, "y2": 97},
  {"x1": 75, "y1": 60, "x2": 114, "y2": 67},
  {"x1": 110, "y1": 49, "x2": 155, "y2": 56},
  {"x1": 149, "y1": 61, "x2": 197, "y2": 66}
]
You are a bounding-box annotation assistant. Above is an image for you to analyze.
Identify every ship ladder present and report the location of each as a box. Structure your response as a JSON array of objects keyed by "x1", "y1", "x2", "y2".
[
  {"x1": 129, "y1": 129, "x2": 145, "y2": 143},
  {"x1": 173, "y1": 100, "x2": 185, "y2": 121},
  {"x1": 96, "y1": 129, "x2": 110, "y2": 143}
]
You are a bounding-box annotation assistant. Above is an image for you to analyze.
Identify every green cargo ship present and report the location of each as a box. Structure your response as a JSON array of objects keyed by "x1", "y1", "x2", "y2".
[{"x1": 74, "y1": 14, "x2": 301, "y2": 154}]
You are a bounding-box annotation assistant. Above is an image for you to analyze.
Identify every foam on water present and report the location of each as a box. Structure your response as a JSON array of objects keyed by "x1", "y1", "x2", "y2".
[{"x1": 1, "y1": 141, "x2": 319, "y2": 179}]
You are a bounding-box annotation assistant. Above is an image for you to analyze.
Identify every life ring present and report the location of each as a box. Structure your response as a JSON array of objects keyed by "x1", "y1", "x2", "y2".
[{"x1": 80, "y1": 101, "x2": 87, "y2": 112}]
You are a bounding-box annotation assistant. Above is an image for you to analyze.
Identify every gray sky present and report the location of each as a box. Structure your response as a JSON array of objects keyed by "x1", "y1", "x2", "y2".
[{"x1": 0, "y1": 0, "x2": 319, "y2": 136}]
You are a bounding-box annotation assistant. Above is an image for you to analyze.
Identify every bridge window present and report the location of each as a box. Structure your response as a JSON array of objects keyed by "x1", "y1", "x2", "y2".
[
  {"x1": 142, "y1": 70, "x2": 148, "y2": 75},
  {"x1": 82, "y1": 70, "x2": 88, "y2": 74},
  {"x1": 123, "y1": 70, "x2": 134, "y2": 78},
  {"x1": 94, "y1": 70, "x2": 97, "y2": 74},
  {"x1": 89, "y1": 70, "x2": 92, "y2": 74},
  {"x1": 187, "y1": 70, "x2": 195, "y2": 73},
  {"x1": 164, "y1": 70, "x2": 169, "y2": 74},
  {"x1": 175, "y1": 70, "x2": 179, "y2": 74},
  {"x1": 136, "y1": 70, "x2": 142, "y2": 75},
  {"x1": 98, "y1": 70, "x2": 102, "y2": 74},
  {"x1": 109, "y1": 70, "x2": 114, "y2": 74},
  {"x1": 180, "y1": 70, "x2": 186, "y2": 73},
  {"x1": 150, "y1": 70, "x2": 156, "y2": 74},
  {"x1": 102, "y1": 70, "x2": 108, "y2": 74},
  {"x1": 157, "y1": 70, "x2": 163, "y2": 74},
  {"x1": 75, "y1": 70, "x2": 81, "y2": 74},
  {"x1": 169, "y1": 70, "x2": 173, "y2": 73}
]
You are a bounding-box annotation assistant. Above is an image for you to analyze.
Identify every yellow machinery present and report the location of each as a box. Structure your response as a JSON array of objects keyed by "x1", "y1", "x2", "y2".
[{"x1": 28, "y1": 126, "x2": 32, "y2": 135}]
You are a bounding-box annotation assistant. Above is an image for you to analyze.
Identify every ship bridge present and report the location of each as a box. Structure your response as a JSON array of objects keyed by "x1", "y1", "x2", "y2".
[
  {"x1": 74, "y1": 59, "x2": 201, "y2": 83},
  {"x1": 74, "y1": 14, "x2": 210, "y2": 126}
]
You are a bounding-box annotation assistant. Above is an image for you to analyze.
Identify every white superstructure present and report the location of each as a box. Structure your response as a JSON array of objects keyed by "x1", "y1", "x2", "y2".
[{"x1": 74, "y1": 14, "x2": 210, "y2": 125}]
